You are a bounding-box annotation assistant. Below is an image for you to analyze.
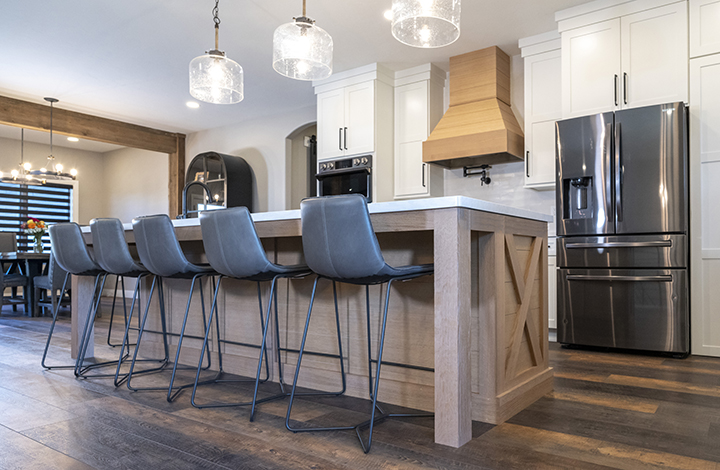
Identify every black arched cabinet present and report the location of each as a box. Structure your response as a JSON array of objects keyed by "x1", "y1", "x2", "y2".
[{"x1": 184, "y1": 152, "x2": 253, "y2": 218}]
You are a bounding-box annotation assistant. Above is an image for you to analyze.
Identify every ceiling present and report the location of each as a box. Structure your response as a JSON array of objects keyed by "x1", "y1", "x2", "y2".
[{"x1": 0, "y1": 0, "x2": 591, "y2": 136}]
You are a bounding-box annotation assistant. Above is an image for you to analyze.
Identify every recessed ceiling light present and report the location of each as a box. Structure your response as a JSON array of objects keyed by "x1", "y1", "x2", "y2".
[
  {"x1": 383, "y1": 9, "x2": 393, "y2": 21},
  {"x1": 186, "y1": 101, "x2": 200, "y2": 109},
  {"x1": 67, "y1": 137, "x2": 79, "y2": 142}
]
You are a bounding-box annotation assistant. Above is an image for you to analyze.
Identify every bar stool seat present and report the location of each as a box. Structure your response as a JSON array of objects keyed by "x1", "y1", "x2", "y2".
[
  {"x1": 286, "y1": 194, "x2": 434, "y2": 453},
  {"x1": 129, "y1": 214, "x2": 216, "y2": 402},
  {"x1": 190, "y1": 207, "x2": 340, "y2": 420}
]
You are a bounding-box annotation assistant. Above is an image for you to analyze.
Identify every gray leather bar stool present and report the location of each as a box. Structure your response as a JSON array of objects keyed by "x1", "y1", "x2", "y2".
[
  {"x1": 42, "y1": 223, "x2": 105, "y2": 371},
  {"x1": 285, "y1": 194, "x2": 434, "y2": 453},
  {"x1": 88, "y1": 218, "x2": 169, "y2": 386},
  {"x1": 192, "y1": 207, "x2": 334, "y2": 420},
  {"x1": 129, "y1": 214, "x2": 216, "y2": 402}
]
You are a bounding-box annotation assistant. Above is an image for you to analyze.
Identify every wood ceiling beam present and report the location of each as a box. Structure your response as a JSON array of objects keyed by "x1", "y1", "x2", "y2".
[{"x1": 0, "y1": 95, "x2": 186, "y2": 217}]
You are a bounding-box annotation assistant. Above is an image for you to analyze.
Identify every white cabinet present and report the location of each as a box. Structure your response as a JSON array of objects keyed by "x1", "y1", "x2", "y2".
[
  {"x1": 317, "y1": 81, "x2": 375, "y2": 160},
  {"x1": 690, "y1": 0, "x2": 720, "y2": 58},
  {"x1": 690, "y1": 53, "x2": 720, "y2": 356},
  {"x1": 393, "y1": 64, "x2": 445, "y2": 199},
  {"x1": 520, "y1": 32, "x2": 562, "y2": 190},
  {"x1": 548, "y1": 238, "x2": 557, "y2": 331},
  {"x1": 314, "y1": 64, "x2": 395, "y2": 202},
  {"x1": 560, "y1": 1, "x2": 688, "y2": 118}
]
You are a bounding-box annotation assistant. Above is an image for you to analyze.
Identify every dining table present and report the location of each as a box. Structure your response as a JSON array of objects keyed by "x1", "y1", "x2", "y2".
[{"x1": 0, "y1": 251, "x2": 50, "y2": 316}]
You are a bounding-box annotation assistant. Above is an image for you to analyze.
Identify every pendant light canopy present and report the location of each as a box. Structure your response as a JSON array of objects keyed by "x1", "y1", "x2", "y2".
[
  {"x1": 189, "y1": 0, "x2": 243, "y2": 104},
  {"x1": 272, "y1": 0, "x2": 333, "y2": 81},
  {"x1": 391, "y1": 0, "x2": 461, "y2": 48}
]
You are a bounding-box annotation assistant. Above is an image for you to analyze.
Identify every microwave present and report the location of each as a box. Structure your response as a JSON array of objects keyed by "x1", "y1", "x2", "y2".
[{"x1": 316, "y1": 155, "x2": 372, "y2": 202}]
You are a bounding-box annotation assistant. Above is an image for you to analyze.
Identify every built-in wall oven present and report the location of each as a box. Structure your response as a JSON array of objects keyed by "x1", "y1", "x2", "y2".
[{"x1": 316, "y1": 155, "x2": 372, "y2": 202}]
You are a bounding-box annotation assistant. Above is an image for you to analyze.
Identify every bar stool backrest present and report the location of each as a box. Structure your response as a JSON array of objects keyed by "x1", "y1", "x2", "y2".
[
  {"x1": 48, "y1": 223, "x2": 102, "y2": 275},
  {"x1": 300, "y1": 195, "x2": 386, "y2": 280},
  {"x1": 199, "y1": 207, "x2": 272, "y2": 279},
  {"x1": 48, "y1": 253, "x2": 68, "y2": 288},
  {"x1": 90, "y1": 218, "x2": 144, "y2": 275},
  {"x1": 0, "y1": 232, "x2": 17, "y2": 252},
  {"x1": 132, "y1": 214, "x2": 194, "y2": 277}
]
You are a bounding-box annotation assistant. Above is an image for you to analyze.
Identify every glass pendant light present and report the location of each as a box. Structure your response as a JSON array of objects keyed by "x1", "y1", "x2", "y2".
[
  {"x1": 273, "y1": 0, "x2": 333, "y2": 81},
  {"x1": 189, "y1": 0, "x2": 243, "y2": 104},
  {"x1": 391, "y1": 0, "x2": 461, "y2": 48}
]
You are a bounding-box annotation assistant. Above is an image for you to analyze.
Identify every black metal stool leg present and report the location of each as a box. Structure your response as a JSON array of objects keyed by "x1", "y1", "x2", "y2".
[
  {"x1": 74, "y1": 274, "x2": 107, "y2": 377},
  {"x1": 41, "y1": 273, "x2": 74, "y2": 370}
]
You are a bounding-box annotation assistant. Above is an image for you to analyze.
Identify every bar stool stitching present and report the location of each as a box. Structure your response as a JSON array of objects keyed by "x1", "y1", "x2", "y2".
[
  {"x1": 129, "y1": 214, "x2": 216, "y2": 401},
  {"x1": 192, "y1": 207, "x2": 345, "y2": 420},
  {"x1": 42, "y1": 223, "x2": 105, "y2": 371},
  {"x1": 285, "y1": 194, "x2": 434, "y2": 453}
]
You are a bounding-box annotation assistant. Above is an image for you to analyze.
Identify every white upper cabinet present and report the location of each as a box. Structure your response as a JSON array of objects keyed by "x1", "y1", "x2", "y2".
[
  {"x1": 562, "y1": 19, "x2": 621, "y2": 117},
  {"x1": 520, "y1": 32, "x2": 562, "y2": 189},
  {"x1": 621, "y1": 3, "x2": 689, "y2": 108},
  {"x1": 317, "y1": 82, "x2": 375, "y2": 160},
  {"x1": 559, "y1": 1, "x2": 688, "y2": 118},
  {"x1": 690, "y1": 0, "x2": 720, "y2": 58}
]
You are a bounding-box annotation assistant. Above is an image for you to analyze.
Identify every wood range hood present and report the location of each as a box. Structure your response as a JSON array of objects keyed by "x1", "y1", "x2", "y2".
[{"x1": 423, "y1": 46, "x2": 524, "y2": 168}]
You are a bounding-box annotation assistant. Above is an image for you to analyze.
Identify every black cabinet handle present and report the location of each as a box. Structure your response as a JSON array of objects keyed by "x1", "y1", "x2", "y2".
[
  {"x1": 422, "y1": 163, "x2": 426, "y2": 187},
  {"x1": 344, "y1": 127, "x2": 348, "y2": 150},
  {"x1": 526, "y1": 151, "x2": 530, "y2": 178},
  {"x1": 339, "y1": 128, "x2": 342, "y2": 151},
  {"x1": 614, "y1": 74, "x2": 618, "y2": 106},
  {"x1": 623, "y1": 72, "x2": 628, "y2": 105}
]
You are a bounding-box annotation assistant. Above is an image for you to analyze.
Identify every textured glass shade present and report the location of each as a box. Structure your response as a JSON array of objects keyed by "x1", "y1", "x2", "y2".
[
  {"x1": 273, "y1": 19, "x2": 333, "y2": 81},
  {"x1": 391, "y1": 0, "x2": 461, "y2": 48},
  {"x1": 189, "y1": 52, "x2": 244, "y2": 104}
]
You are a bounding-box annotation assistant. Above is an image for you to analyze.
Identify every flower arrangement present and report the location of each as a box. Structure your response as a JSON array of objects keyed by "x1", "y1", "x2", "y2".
[{"x1": 21, "y1": 218, "x2": 47, "y2": 252}]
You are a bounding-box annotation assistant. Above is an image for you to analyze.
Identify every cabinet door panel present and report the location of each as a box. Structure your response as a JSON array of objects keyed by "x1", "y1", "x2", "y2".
[
  {"x1": 317, "y1": 89, "x2": 345, "y2": 160},
  {"x1": 526, "y1": 120, "x2": 558, "y2": 187},
  {"x1": 396, "y1": 141, "x2": 427, "y2": 197},
  {"x1": 621, "y1": 3, "x2": 688, "y2": 109},
  {"x1": 344, "y1": 81, "x2": 375, "y2": 156},
  {"x1": 562, "y1": 19, "x2": 621, "y2": 118},
  {"x1": 690, "y1": 0, "x2": 720, "y2": 58},
  {"x1": 526, "y1": 50, "x2": 562, "y2": 122}
]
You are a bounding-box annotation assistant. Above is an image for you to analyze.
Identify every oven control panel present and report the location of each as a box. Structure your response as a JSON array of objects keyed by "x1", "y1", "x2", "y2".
[{"x1": 318, "y1": 155, "x2": 371, "y2": 173}]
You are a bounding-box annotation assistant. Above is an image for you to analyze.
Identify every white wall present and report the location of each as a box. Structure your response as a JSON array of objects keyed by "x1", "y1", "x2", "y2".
[
  {"x1": 186, "y1": 106, "x2": 317, "y2": 213},
  {"x1": 102, "y1": 147, "x2": 168, "y2": 222},
  {"x1": 441, "y1": 54, "x2": 556, "y2": 219}
]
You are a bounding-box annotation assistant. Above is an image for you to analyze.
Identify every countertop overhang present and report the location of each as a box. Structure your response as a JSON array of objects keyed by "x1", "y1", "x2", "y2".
[{"x1": 82, "y1": 196, "x2": 552, "y2": 233}]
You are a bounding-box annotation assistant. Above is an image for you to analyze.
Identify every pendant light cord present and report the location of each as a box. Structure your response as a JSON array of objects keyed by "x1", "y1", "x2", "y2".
[
  {"x1": 303, "y1": 0, "x2": 306, "y2": 16},
  {"x1": 49, "y1": 101, "x2": 53, "y2": 158},
  {"x1": 213, "y1": 0, "x2": 220, "y2": 50}
]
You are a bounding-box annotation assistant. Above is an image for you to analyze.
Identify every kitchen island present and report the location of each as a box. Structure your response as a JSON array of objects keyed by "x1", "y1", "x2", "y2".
[{"x1": 73, "y1": 196, "x2": 553, "y2": 448}]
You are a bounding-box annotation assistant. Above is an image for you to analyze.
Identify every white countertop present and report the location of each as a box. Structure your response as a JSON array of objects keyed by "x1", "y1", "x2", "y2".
[{"x1": 83, "y1": 196, "x2": 552, "y2": 232}]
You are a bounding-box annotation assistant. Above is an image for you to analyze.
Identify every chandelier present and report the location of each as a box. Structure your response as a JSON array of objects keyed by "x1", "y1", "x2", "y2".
[
  {"x1": 391, "y1": 0, "x2": 462, "y2": 48},
  {"x1": 189, "y1": 0, "x2": 244, "y2": 104},
  {"x1": 1, "y1": 98, "x2": 77, "y2": 185},
  {"x1": 272, "y1": 0, "x2": 333, "y2": 81}
]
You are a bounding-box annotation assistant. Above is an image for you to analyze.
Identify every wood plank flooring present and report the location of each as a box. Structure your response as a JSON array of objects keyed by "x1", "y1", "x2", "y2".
[{"x1": 1, "y1": 303, "x2": 720, "y2": 469}]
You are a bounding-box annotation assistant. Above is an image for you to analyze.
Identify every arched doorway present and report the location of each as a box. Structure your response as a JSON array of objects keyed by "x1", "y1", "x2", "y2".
[{"x1": 285, "y1": 122, "x2": 317, "y2": 210}]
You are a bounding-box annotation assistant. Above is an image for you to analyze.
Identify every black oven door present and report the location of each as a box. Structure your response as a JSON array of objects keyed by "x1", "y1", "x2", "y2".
[{"x1": 317, "y1": 167, "x2": 372, "y2": 202}]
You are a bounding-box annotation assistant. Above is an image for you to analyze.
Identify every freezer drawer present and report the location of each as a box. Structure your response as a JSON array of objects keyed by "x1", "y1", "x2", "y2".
[
  {"x1": 557, "y1": 268, "x2": 688, "y2": 354},
  {"x1": 558, "y1": 234, "x2": 687, "y2": 269}
]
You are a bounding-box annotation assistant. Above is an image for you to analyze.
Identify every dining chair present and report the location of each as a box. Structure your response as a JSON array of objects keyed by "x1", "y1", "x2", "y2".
[
  {"x1": 0, "y1": 232, "x2": 24, "y2": 312},
  {"x1": 285, "y1": 194, "x2": 434, "y2": 453},
  {"x1": 33, "y1": 253, "x2": 70, "y2": 317}
]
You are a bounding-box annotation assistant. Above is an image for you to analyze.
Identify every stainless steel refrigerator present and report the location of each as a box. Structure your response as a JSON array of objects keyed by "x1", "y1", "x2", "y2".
[{"x1": 555, "y1": 102, "x2": 689, "y2": 355}]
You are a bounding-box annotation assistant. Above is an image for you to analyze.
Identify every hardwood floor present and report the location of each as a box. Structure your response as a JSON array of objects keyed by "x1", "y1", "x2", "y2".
[{"x1": 1, "y1": 304, "x2": 720, "y2": 469}]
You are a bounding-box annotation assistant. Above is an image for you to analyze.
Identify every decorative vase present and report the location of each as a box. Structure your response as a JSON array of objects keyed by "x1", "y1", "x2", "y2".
[{"x1": 33, "y1": 236, "x2": 43, "y2": 253}]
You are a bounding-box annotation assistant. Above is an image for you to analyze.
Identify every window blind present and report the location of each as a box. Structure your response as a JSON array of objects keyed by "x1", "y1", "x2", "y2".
[{"x1": 0, "y1": 182, "x2": 72, "y2": 252}]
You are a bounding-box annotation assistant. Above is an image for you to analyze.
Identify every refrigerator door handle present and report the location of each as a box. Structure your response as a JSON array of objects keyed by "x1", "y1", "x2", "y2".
[
  {"x1": 566, "y1": 240, "x2": 673, "y2": 249},
  {"x1": 615, "y1": 122, "x2": 623, "y2": 223},
  {"x1": 566, "y1": 274, "x2": 674, "y2": 282}
]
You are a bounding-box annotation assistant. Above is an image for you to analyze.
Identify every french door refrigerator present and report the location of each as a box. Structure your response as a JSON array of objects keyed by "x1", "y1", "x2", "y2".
[{"x1": 555, "y1": 102, "x2": 689, "y2": 355}]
